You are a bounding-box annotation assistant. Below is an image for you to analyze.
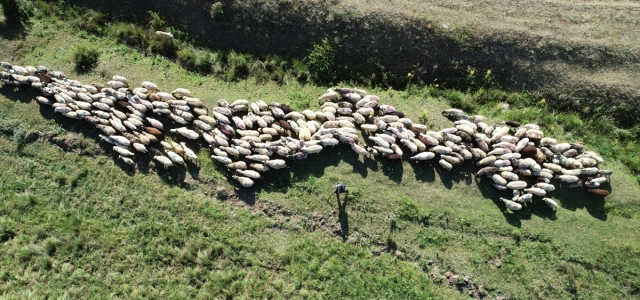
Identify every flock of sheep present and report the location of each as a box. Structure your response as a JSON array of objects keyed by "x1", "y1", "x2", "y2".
[{"x1": 1, "y1": 61, "x2": 613, "y2": 211}]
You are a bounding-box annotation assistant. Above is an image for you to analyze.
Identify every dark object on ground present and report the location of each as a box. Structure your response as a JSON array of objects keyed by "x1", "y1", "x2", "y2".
[{"x1": 334, "y1": 182, "x2": 348, "y2": 194}]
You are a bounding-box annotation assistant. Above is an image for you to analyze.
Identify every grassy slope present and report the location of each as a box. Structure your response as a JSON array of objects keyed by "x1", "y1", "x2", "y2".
[
  {"x1": 1, "y1": 16, "x2": 640, "y2": 299},
  {"x1": 60, "y1": 0, "x2": 640, "y2": 127}
]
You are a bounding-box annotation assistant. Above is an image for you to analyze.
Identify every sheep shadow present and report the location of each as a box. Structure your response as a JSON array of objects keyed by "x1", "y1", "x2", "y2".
[{"x1": 1, "y1": 84, "x2": 37, "y2": 104}]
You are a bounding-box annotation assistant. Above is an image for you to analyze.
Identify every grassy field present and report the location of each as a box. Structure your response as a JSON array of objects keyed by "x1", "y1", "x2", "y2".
[{"x1": 1, "y1": 4, "x2": 640, "y2": 299}]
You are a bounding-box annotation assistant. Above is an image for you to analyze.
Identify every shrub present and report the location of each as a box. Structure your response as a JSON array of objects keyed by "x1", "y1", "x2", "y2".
[
  {"x1": 210, "y1": 2, "x2": 223, "y2": 20},
  {"x1": 149, "y1": 34, "x2": 179, "y2": 57},
  {"x1": 304, "y1": 38, "x2": 335, "y2": 83},
  {"x1": 178, "y1": 47, "x2": 214, "y2": 72},
  {"x1": 72, "y1": 43, "x2": 100, "y2": 71},
  {"x1": 227, "y1": 51, "x2": 249, "y2": 80}
]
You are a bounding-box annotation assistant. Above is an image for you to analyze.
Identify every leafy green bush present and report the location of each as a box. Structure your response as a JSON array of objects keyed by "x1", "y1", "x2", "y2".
[
  {"x1": 304, "y1": 38, "x2": 335, "y2": 83},
  {"x1": 227, "y1": 51, "x2": 249, "y2": 80},
  {"x1": 72, "y1": 43, "x2": 100, "y2": 71},
  {"x1": 210, "y1": 2, "x2": 223, "y2": 21}
]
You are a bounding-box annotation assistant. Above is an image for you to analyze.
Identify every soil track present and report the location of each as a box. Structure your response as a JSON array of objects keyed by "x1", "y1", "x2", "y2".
[{"x1": 67, "y1": 0, "x2": 640, "y2": 126}]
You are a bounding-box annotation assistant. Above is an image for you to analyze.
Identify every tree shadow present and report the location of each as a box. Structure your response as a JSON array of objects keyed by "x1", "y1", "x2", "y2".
[{"x1": 0, "y1": 15, "x2": 28, "y2": 40}]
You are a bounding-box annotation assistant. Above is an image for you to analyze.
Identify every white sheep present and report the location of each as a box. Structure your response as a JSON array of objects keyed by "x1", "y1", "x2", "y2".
[
  {"x1": 500, "y1": 197, "x2": 522, "y2": 211},
  {"x1": 236, "y1": 169, "x2": 261, "y2": 179},
  {"x1": 211, "y1": 155, "x2": 233, "y2": 165},
  {"x1": 524, "y1": 187, "x2": 546, "y2": 197},
  {"x1": 155, "y1": 31, "x2": 174, "y2": 38},
  {"x1": 233, "y1": 175, "x2": 254, "y2": 187},
  {"x1": 265, "y1": 159, "x2": 287, "y2": 169},
  {"x1": 154, "y1": 156, "x2": 174, "y2": 167},
  {"x1": 118, "y1": 155, "x2": 135, "y2": 166},
  {"x1": 535, "y1": 183, "x2": 555, "y2": 191},
  {"x1": 438, "y1": 159, "x2": 454, "y2": 171},
  {"x1": 542, "y1": 197, "x2": 558, "y2": 210},
  {"x1": 225, "y1": 161, "x2": 247, "y2": 170},
  {"x1": 170, "y1": 127, "x2": 200, "y2": 140}
]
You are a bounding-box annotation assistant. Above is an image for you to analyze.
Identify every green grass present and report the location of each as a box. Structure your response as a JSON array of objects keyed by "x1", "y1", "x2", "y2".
[{"x1": 1, "y1": 9, "x2": 640, "y2": 300}]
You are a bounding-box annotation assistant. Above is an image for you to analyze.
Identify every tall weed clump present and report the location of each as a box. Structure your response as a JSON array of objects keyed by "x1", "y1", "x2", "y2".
[{"x1": 111, "y1": 22, "x2": 149, "y2": 48}]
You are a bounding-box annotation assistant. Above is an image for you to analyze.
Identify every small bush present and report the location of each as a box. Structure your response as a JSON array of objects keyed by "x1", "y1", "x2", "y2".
[
  {"x1": 72, "y1": 43, "x2": 100, "y2": 71},
  {"x1": 227, "y1": 51, "x2": 249, "y2": 80},
  {"x1": 210, "y1": 2, "x2": 223, "y2": 21},
  {"x1": 304, "y1": 38, "x2": 335, "y2": 83}
]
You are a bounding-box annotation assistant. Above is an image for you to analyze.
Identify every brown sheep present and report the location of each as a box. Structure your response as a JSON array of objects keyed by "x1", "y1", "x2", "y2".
[
  {"x1": 278, "y1": 119, "x2": 292, "y2": 130},
  {"x1": 386, "y1": 111, "x2": 405, "y2": 118},
  {"x1": 455, "y1": 131, "x2": 473, "y2": 143},
  {"x1": 408, "y1": 126, "x2": 422, "y2": 135},
  {"x1": 280, "y1": 104, "x2": 293, "y2": 114},
  {"x1": 503, "y1": 121, "x2": 521, "y2": 127},
  {"x1": 123, "y1": 132, "x2": 141, "y2": 144},
  {"x1": 520, "y1": 145, "x2": 537, "y2": 158},
  {"x1": 586, "y1": 189, "x2": 610, "y2": 197},
  {"x1": 147, "y1": 93, "x2": 161, "y2": 102},
  {"x1": 92, "y1": 83, "x2": 105, "y2": 92},
  {"x1": 36, "y1": 73, "x2": 53, "y2": 84},
  {"x1": 417, "y1": 135, "x2": 430, "y2": 147},
  {"x1": 115, "y1": 101, "x2": 132, "y2": 111},
  {"x1": 143, "y1": 127, "x2": 163, "y2": 137}
]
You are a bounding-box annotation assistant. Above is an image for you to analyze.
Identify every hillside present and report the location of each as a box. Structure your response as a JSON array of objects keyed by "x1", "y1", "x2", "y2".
[
  {"x1": 1, "y1": 1, "x2": 640, "y2": 299},
  {"x1": 63, "y1": 0, "x2": 640, "y2": 127}
]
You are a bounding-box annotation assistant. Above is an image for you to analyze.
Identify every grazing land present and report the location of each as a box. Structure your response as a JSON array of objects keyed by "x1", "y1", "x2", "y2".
[{"x1": 1, "y1": 1, "x2": 640, "y2": 299}]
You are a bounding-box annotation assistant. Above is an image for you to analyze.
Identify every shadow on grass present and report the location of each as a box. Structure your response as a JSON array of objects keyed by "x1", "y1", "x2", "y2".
[{"x1": 0, "y1": 17, "x2": 27, "y2": 40}]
